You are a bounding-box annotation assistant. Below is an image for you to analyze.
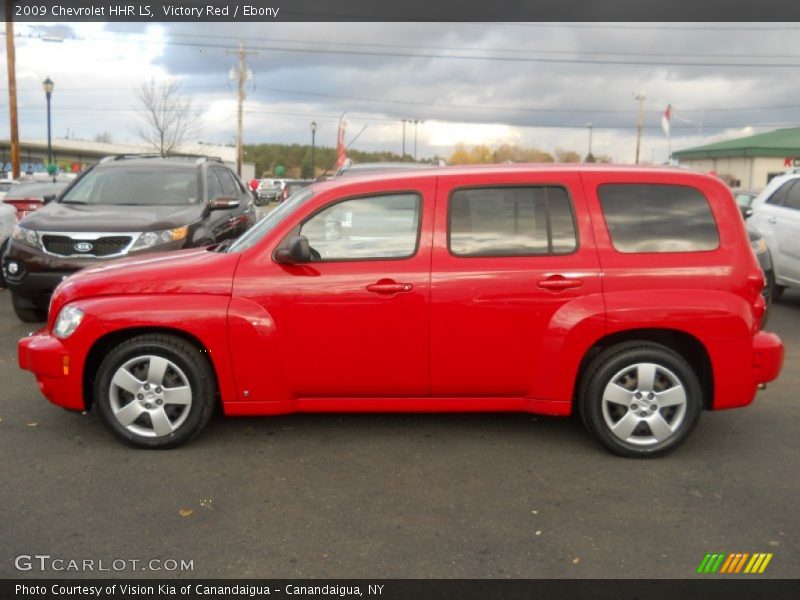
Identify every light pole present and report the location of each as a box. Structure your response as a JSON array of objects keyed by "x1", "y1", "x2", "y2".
[
  {"x1": 634, "y1": 91, "x2": 646, "y2": 165},
  {"x1": 401, "y1": 119, "x2": 408, "y2": 157},
  {"x1": 310, "y1": 120, "x2": 317, "y2": 178},
  {"x1": 412, "y1": 120, "x2": 424, "y2": 160},
  {"x1": 43, "y1": 76, "x2": 54, "y2": 168},
  {"x1": 586, "y1": 122, "x2": 593, "y2": 162}
]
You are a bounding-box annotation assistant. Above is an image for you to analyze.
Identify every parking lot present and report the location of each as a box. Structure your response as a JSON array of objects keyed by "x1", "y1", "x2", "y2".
[{"x1": 0, "y1": 286, "x2": 798, "y2": 579}]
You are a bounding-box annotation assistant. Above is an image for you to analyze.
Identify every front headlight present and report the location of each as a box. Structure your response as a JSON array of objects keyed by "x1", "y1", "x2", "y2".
[
  {"x1": 53, "y1": 306, "x2": 84, "y2": 339},
  {"x1": 131, "y1": 226, "x2": 189, "y2": 251},
  {"x1": 11, "y1": 225, "x2": 41, "y2": 249},
  {"x1": 750, "y1": 237, "x2": 767, "y2": 256}
]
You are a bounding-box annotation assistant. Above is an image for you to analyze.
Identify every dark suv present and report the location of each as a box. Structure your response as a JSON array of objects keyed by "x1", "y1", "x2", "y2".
[{"x1": 3, "y1": 155, "x2": 256, "y2": 322}]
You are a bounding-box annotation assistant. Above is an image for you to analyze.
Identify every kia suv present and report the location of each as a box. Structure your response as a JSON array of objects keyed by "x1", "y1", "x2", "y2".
[{"x1": 4, "y1": 155, "x2": 256, "y2": 322}]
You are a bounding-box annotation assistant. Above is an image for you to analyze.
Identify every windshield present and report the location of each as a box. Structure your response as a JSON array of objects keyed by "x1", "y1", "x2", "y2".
[
  {"x1": 228, "y1": 187, "x2": 315, "y2": 253},
  {"x1": 60, "y1": 166, "x2": 200, "y2": 206}
]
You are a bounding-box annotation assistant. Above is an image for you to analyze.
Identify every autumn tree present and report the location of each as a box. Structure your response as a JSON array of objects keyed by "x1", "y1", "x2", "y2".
[{"x1": 134, "y1": 78, "x2": 201, "y2": 155}]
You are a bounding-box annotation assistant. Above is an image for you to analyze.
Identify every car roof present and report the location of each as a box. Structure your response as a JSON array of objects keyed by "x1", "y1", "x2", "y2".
[
  {"x1": 5, "y1": 181, "x2": 69, "y2": 197},
  {"x1": 311, "y1": 163, "x2": 721, "y2": 194}
]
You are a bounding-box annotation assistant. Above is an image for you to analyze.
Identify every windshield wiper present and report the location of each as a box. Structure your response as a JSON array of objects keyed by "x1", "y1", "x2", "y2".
[{"x1": 214, "y1": 239, "x2": 233, "y2": 253}]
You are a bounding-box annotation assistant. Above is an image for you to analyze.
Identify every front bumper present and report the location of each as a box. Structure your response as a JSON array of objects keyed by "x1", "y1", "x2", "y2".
[{"x1": 18, "y1": 316, "x2": 107, "y2": 411}]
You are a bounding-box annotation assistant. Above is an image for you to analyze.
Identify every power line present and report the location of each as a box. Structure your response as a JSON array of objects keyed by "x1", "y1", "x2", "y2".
[{"x1": 8, "y1": 31, "x2": 800, "y2": 68}]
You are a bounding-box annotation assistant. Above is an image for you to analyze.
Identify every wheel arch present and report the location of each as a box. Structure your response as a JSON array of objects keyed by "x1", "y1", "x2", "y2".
[
  {"x1": 83, "y1": 326, "x2": 219, "y2": 411},
  {"x1": 573, "y1": 328, "x2": 714, "y2": 413}
]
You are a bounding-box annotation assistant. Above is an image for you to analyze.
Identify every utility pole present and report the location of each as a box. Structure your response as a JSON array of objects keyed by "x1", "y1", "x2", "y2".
[
  {"x1": 401, "y1": 119, "x2": 408, "y2": 157},
  {"x1": 634, "y1": 91, "x2": 647, "y2": 165},
  {"x1": 226, "y1": 41, "x2": 256, "y2": 177},
  {"x1": 5, "y1": 1, "x2": 20, "y2": 179},
  {"x1": 412, "y1": 120, "x2": 424, "y2": 160}
]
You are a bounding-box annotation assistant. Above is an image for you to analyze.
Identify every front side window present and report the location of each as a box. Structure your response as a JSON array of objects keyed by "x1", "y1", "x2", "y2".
[
  {"x1": 206, "y1": 170, "x2": 223, "y2": 200},
  {"x1": 449, "y1": 186, "x2": 577, "y2": 256},
  {"x1": 782, "y1": 180, "x2": 800, "y2": 210},
  {"x1": 299, "y1": 193, "x2": 421, "y2": 261},
  {"x1": 598, "y1": 184, "x2": 719, "y2": 253}
]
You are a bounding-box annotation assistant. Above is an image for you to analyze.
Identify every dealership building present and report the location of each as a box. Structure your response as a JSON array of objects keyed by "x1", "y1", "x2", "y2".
[
  {"x1": 0, "y1": 138, "x2": 255, "y2": 180},
  {"x1": 673, "y1": 127, "x2": 800, "y2": 191}
]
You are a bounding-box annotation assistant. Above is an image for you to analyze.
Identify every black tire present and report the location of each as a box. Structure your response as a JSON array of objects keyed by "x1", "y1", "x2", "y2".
[
  {"x1": 579, "y1": 342, "x2": 702, "y2": 458},
  {"x1": 11, "y1": 292, "x2": 47, "y2": 323},
  {"x1": 770, "y1": 277, "x2": 785, "y2": 302},
  {"x1": 94, "y1": 334, "x2": 216, "y2": 449},
  {"x1": 0, "y1": 239, "x2": 8, "y2": 288}
]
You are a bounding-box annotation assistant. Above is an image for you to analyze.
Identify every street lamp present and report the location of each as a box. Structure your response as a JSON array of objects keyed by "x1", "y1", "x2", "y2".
[
  {"x1": 412, "y1": 120, "x2": 424, "y2": 160},
  {"x1": 42, "y1": 76, "x2": 54, "y2": 169},
  {"x1": 310, "y1": 120, "x2": 317, "y2": 178}
]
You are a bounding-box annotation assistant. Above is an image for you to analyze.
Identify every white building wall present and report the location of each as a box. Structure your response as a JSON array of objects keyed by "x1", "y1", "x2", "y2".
[{"x1": 677, "y1": 156, "x2": 793, "y2": 191}]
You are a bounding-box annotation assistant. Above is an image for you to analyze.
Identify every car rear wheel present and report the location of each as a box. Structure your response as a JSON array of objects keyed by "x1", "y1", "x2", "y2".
[
  {"x1": 95, "y1": 334, "x2": 216, "y2": 449},
  {"x1": 579, "y1": 342, "x2": 702, "y2": 458},
  {"x1": 11, "y1": 292, "x2": 47, "y2": 323}
]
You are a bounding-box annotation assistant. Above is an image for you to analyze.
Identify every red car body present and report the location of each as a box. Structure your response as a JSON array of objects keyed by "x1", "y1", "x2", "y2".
[{"x1": 18, "y1": 165, "x2": 784, "y2": 452}]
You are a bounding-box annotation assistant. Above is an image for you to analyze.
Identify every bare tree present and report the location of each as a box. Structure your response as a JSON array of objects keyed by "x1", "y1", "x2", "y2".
[
  {"x1": 134, "y1": 78, "x2": 201, "y2": 155},
  {"x1": 93, "y1": 131, "x2": 113, "y2": 144}
]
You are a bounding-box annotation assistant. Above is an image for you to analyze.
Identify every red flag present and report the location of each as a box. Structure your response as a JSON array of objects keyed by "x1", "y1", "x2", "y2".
[
  {"x1": 661, "y1": 104, "x2": 671, "y2": 137},
  {"x1": 335, "y1": 113, "x2": 348, "y2": 169}
]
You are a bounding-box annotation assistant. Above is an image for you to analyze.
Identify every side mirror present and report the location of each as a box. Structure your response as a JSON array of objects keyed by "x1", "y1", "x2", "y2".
[
  {"x1": 275, "y1": 235, "x2": 312, "y2": 264},
  {"x1": 209, "y1": 196, "x2": 240, "y2": 211},
  {"x1": 739, "y1": 205, "x2": 753, "y2": 219},
  {"x1": 42, "y1": 194, "x2": 56, "y2": 204}
]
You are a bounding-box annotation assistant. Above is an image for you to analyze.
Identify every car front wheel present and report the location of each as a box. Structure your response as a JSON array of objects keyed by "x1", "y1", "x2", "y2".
[
  {"x1": 579, "y1": 342, "x2": 702, "y2": 458},
  {"x1": 95, "y1": 334, "x2": 216, "y2": 449}
]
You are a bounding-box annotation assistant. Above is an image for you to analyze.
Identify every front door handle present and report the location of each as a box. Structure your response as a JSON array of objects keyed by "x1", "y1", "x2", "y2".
[
  {"x1": 538, "y1": 275, "x2": 584, "y2": 291},
  {"x1": 767, "y1": 216, "x2": 777, "y2": 224},
  {"x1": 367, "y1": 279, "x2": 414, "y2": 294}
]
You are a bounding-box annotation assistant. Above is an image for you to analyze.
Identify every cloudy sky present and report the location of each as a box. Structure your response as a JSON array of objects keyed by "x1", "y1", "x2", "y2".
[{"x1": 3, "y1": 21, "x2": 800, "y2": 163}]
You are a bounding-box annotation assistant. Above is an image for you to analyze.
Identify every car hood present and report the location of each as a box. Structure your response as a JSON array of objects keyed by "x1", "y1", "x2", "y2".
[
  {"x1": 21, "y1": 202, "x2": 204, "y2": 232},
  {"x1": 51, "y1": 247, "x2": 241, "y2": 312}
]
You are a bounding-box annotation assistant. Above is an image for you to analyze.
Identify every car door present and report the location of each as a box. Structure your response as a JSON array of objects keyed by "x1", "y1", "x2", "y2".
[
  {"x1": 231, "y1": 180, "x2": 434, "y2": 400},
  {"x1": 429, "y1": 172, "x2": 604, "y2": 398},
  {"x1": 761, "y1": 179, "x2": 800, "y2": 284}
]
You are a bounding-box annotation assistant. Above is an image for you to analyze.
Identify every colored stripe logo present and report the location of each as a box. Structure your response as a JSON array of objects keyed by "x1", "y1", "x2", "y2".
[{"x1": 697, "y1": 552, "x2": 773, "y2": 574}]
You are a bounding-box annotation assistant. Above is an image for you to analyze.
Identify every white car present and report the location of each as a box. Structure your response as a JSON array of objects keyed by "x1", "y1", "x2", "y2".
[
  {"x1": 749, "y1": 171, "x2": 800, "y2": 299},
  {"x1": 0, "y1": 201, "x2": 16, "y2": 287}
]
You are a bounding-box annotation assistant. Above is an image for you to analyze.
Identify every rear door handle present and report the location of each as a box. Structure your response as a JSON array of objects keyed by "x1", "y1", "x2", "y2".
[
  {"x1": 538, "y1": 275, "x2": 584, "y2": 290},
  {"x1": 767, "y1": 216, "x2": 777, "y2": 224},
  {"x1": 367, "y1": 280, "x2": 414, "y2": 294}
]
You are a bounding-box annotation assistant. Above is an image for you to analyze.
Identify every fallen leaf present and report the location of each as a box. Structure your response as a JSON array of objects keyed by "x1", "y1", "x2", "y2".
[
  {"x1": 572, "y1": 557, "x2": 581, "y2": 565},
  {"x1": 178, "y1": 509, "x2": 194, "y2": 517},
  {"x1": 27, "y1": 422, "x2": 38, "y2": 428}
]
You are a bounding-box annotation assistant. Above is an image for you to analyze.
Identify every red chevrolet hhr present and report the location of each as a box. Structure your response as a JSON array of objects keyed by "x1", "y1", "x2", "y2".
[{"x1": 18, "y1": 165, "x2": 784, "y2": 457}]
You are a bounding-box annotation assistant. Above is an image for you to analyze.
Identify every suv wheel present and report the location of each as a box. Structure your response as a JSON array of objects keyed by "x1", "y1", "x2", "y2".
[
  {"x1": 579, "y1": 342, "x2": 702, "y2": 458},
  {"x1": 95, "y1": 334, "x2": 216, "y2": 449},
  {"x1": 11, "y1": 292, "x2": 47, "y2": 323}
]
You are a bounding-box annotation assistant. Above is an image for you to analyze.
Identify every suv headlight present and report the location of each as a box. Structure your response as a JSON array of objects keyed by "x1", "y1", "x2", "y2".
[
  {"x1": 11, "y1": 225, "x2": 41, "y2": 249},
  {"x1": 53, "y1": 306, "x2": 84, "y2": 339},
  {"x1": 131, "y1": 226, "x2": 189, "y2": 251}
]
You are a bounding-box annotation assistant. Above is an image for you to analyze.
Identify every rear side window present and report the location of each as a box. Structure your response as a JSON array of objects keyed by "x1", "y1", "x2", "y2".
[
  {"x1": 449, "y1": 186, "x2": 577, "y2": 256},
  {"x1": 598, "y1": 184, "x2": 719, "y2": 253}
]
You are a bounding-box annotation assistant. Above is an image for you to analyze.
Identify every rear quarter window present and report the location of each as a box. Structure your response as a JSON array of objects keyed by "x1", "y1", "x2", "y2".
[{"x1": 598, "y1": 183, "x2": 719, "y2": 253}]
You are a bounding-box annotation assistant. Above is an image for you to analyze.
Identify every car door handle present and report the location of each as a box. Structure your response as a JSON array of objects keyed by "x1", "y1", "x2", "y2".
[
  {"x1": 538, "y1": 275, "x2": 584, "y2": 290},
  {"x1": 366, "y1": 280, "x2": 414, "y2": 294},
  {"x1": 767, "y1": 216, "x2": 777, "y2": 224}
]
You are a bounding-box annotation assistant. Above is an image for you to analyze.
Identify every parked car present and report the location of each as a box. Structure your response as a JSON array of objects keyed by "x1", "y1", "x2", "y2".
[
  {"x1": 732, "y1": 188, "x2": 759, "y2": 219},
  {"x1": 255, "y1": 179, "x2": 284, "y2": 206},
  {"x1": 18, "y1": 165, "x2": 783, "y2": 456},
  {"x1": 748, "y1": 227, "x2": 774, "y2": 321},
  {"x1": 748, "y1": 172, "x2": 800, "y2": 300},
  {"x1": 3, "y1": 180, "x2": 70, "y2": 220},
  {"x1": 3, "y1": 155, "x2": 256, "y2": 322},
  {"x1": 278, "y1": 179, "x2": 314, "y2": 202},
  {"x1": 0, "y1": 201, "x2": 16, "y2": 287},
  {"x1": 0, "y1": 179, "x2": 17, "y2": 201}
]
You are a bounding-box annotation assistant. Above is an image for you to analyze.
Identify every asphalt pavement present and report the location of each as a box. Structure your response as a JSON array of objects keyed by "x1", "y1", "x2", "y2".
[{"x1": 1, "y1": 286, "x2": 798, "y2": 579}]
